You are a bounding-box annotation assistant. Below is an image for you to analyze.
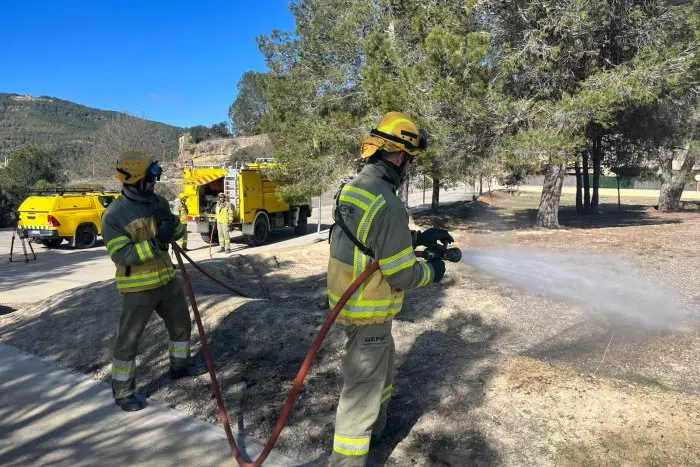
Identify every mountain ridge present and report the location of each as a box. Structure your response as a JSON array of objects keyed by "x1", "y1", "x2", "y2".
[{"x1": 0, "y1": 92, "x2": 183, "y2": 161}]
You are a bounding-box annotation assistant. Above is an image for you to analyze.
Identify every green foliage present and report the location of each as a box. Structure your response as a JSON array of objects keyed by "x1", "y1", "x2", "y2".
[
  {"x1": 209, "y1": 121, "x2": 231, "y2": 138},
  {"x1": 0, "y1": 144, "x2": 66, "y2": 226},
  {"x1": 256, "y1": 0, "x2": 378, "y2": 202},
  {"x1": 188, "y1": 125, "x2": 209, "y2": 144},
  {"x1": 187, "y1": 122, "x2": 231, "y2": 143},
  {"x1": 480, "y1": 0, "x2": 699, "y2": 224},
  {"x1": 228, "y1": 145, "x2": 269, "y2": 166},
  {"x1": 248, "y1": 0, "x2": 698, "y2": 222},
  {"x1": 229, "y1": 71, "x2": 269, "y2": 136}
]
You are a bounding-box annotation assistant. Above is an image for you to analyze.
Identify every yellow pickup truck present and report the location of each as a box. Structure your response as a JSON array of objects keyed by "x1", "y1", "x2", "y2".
[{"x1": 17, "y1": 189, "x2": 119, "y2": 248}]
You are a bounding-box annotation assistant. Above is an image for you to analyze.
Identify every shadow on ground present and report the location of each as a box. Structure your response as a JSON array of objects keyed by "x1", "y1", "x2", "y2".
[
  {"x1": 415, "y1": 196, "x2": 682, "y2": 233},
  {"x1": 368, "y1": 309, "x2": 502, "y2": 466},
  {"x1": 0, "y1": 247, "x2": 502, "y2": 465}
]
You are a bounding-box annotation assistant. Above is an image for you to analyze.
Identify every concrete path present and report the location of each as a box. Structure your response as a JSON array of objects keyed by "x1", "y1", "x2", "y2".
[{"x1": 0, "y1": 343, "x2": 299, "y2": 467}]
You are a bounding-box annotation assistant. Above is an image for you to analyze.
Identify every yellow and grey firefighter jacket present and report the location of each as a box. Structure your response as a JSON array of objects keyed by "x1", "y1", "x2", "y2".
[
  {"x1": 328, "y1": 161, "x2": 434, "y2": 326},
  {"x1": 177, "y1": 202, "x2": 188, "y2": 224},
  {"x1": 102, "y1": 190, "x2": 185, "y2": 293},
  {"x1": 215, "y1": 201, "x2": 234, "y2": 224}
]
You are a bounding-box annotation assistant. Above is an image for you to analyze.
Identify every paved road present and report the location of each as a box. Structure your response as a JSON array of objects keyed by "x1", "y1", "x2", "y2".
[
  {"x1": 0, "y1": 184, "x2": 473, "y2": 303},
  {"x1": 0, "y1": 343, "x2": 298, "y2": 467}
]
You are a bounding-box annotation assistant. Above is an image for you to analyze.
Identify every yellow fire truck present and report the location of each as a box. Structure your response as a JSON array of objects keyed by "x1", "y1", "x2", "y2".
[{"x1": 180, "y1": 159, "x2": 311, "y2": 246}]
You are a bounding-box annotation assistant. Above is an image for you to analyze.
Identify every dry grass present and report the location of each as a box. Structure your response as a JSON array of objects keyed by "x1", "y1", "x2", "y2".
[{"x1": 1, "y1": 190, "x2": 699, "y2": 465}]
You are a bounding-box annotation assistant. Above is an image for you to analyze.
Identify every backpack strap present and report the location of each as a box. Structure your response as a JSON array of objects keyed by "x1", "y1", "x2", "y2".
[{"x1": 329, "y1": 185, "x2": 375, "y2": 258}]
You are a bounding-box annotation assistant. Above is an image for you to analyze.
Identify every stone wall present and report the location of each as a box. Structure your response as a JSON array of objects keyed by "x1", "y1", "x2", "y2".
[{"x1": 177, "y1": 133, "x2": 271, "y2": 167}]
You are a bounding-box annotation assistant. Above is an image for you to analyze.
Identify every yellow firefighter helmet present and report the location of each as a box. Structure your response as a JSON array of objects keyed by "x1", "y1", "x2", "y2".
[
  {"x1": 115, "y1": 152, "x2": 162, "y2": 184},
  {"x1": 360, "y1": 112, "x2": 428, "y2": 159}
]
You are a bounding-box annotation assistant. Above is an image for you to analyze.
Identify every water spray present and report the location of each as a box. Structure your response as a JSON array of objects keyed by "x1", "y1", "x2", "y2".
[{"x1": 460, "y1": 249, "x2": 689, "y2": 329}]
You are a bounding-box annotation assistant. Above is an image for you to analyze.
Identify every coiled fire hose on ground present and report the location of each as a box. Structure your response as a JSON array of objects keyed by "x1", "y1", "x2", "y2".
[{"x1": 171, "y1": 242, "x2": 461, "y2": 466}]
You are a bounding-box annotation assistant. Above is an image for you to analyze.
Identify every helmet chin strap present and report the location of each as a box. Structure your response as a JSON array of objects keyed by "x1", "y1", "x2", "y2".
[
  {"x1": 134, "y1": 178, "x2": 155, "y2": 193},
  {"x1": 397, "y1": 152, "x2": 414, "y2": 186}
]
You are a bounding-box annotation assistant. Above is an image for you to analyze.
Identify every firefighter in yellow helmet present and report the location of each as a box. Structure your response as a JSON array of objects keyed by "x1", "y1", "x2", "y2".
[
  {"x1": 328, "y1": 112, "x2": 452, "y2": 465},
  {"x1": 102, "y1": 152, "x2": 205, "y2": 412},
  {"x1": 177, "y1": 193, "x2": 189, "y2": 251},
  {"x1": 215, "y1": 192, "x2": 234, "y2": 253}
]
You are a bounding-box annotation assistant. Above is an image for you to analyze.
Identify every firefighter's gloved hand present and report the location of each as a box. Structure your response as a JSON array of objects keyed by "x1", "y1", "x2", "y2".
[
  {"x1": 427, "y1": 258, "x2": 446, "y2": 283},
  {"x1": 155, "y1": 206, "x2": 176, "y2": 225},
  {"x1": 157, "y1": 222, "x2": 176, "y2": 246},
  {"x1": 417, "y1": 228, "x2": 454, "y2": 250}
]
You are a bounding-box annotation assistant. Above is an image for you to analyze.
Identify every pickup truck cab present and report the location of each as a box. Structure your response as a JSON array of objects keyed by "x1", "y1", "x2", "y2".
[{"x1": 17, "y1": 190, "x2": 119, "y2": 248}]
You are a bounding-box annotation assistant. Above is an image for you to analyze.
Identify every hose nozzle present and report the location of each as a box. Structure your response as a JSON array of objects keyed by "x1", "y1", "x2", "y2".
[
  {"x1": 443, "y1": 247, "x2": 462, "y2": 263},
  {"x1": 420, "y1": 246, "x2": 462, "y2": 262}
]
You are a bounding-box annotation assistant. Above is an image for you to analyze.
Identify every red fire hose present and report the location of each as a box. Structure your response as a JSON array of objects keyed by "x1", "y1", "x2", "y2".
[{"x1": 172, "y1": 243, "x2": 428, "y2": 466}]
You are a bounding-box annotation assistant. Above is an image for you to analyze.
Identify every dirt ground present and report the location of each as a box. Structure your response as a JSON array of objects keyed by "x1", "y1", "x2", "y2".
[{"x1": 1, "y1": 191, "x2": 699, "y2": 466}]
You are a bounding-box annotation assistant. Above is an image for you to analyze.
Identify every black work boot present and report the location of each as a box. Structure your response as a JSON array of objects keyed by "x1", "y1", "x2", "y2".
[
  {"x1": 170, "y1": 361, "x2": 208, "y2": 380},
  {"x1": 115, "y1": 395, "x2": 146, "y2": 412}
]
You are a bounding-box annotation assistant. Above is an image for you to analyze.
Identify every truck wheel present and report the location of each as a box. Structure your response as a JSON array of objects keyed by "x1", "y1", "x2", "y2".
[
  {"x1": 244, "y1": 213, "x2": 269, "y2": 247},
  {"x1": 75, "y1": 224, "x2": 97, "y2": 249},
  {"x1": 293, "y1": 208, "x2": 308, "y2": 235}
]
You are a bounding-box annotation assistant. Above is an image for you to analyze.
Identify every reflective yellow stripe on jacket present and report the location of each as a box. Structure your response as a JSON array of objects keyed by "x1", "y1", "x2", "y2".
[{"x1": 116, "y1": 266, "x2": 177, "y2": 291}]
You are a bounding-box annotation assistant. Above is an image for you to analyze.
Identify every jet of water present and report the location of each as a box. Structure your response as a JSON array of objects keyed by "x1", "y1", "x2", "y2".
[{"x1": 461, "y1": 249, "x2": 688, "y2": 329}]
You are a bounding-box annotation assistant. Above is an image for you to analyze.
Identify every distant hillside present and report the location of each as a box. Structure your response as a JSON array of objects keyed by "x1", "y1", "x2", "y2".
[{"x1": 0, "y1": 92, "x2": 183, "y2": 161}]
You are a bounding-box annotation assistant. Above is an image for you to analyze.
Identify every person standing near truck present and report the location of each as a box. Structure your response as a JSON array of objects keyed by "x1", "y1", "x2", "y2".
[
  {"x1": 176, "y1": 193, "x2": 189, "y2": 251},
  {"x1": 103, "y1": 151, "x2": 205, "y2": 412},
  {"x1": 215, "y1": 192, "x2": 234, "y2": 253}
]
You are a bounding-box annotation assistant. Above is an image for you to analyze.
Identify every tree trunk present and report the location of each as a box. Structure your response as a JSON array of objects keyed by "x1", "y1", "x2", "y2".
[
  {"x1": 431, "y1": 177, "x2": 440, "y2": 215},
  {"x1": 537, "y1": 161, "x2": 567, "y2": 228},
  {"x1": 658, "y1": 184, "x2": 685, "y2": 211},
  {"x1": 591, "y1": 133, "x2": 602, "y2": 213},
  {"x1": 479, "y1": 176, "x2": 483, "y2": 195},
  {"x1": 658, "y1": 148, "x2": 697, "y2": 211},
  {"x1": 616, "y1": 175, "x2": 621, "y2": 217},
  {"x1": 575, "y1": 159, "x2": 583, "y2": 215},
  {"x1": 582, "y1": 150, "x2": 591, "y2": 214}
]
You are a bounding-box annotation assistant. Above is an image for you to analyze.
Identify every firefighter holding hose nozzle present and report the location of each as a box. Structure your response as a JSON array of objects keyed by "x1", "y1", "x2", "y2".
[{"x1": 327, "y1": 112, "x2": 454, "y2": 465}]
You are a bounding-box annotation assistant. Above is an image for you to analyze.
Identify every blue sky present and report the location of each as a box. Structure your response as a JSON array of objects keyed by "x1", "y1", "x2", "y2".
[{"x1": 0, "y1": 0, "x2": 295, "y2": 128}]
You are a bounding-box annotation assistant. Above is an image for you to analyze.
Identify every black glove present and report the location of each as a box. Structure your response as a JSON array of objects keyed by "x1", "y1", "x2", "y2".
[
  {"x1": 417, "y1": 228, "x2": 454, "y2": 249},
  {"x1": 156, "y1": 222, "x2": 176, "y2": 247},
  {"x1": 427, "y1": 258, "x2": 446, "y2": 283},
  {"x1": 155, "y1": 204, "x2": 175, "y2": 224}
]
